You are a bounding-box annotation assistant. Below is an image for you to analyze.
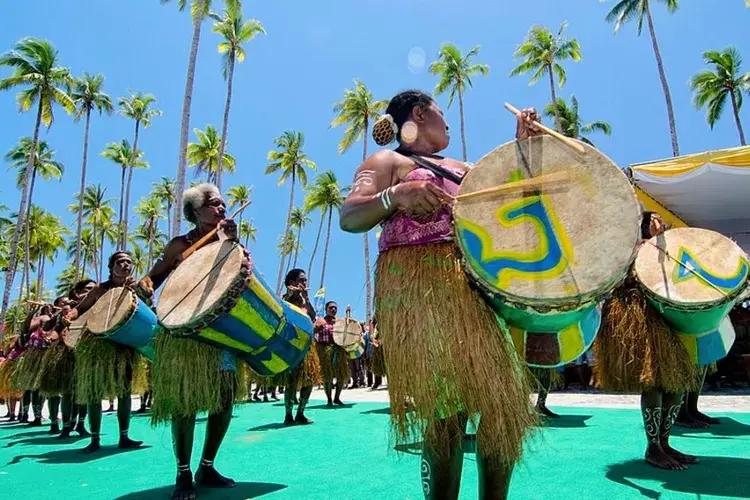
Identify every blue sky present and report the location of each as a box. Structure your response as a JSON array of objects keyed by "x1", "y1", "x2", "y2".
[{"x1": 2, "y1": 0, "x2": 749, "y2": 319}]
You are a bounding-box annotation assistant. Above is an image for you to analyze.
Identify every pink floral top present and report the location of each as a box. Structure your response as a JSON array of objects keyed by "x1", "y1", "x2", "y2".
[
  {"x1": 28, "y1": 329, "x2": 48, "y2": 349},
  {"x1": 378, "y1": 165, "x2": 464, "y2": 252}
]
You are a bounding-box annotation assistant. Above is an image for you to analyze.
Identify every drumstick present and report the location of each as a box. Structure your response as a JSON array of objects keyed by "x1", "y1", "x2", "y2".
[
  {"x1": 504, "y1": 102, "x2": 586, "y2": 154},
  {"x1": 180, "y1": 200, "x2": 252, "y2": 261},
  {"x1": 455, "y1": 171, "x2": 571, "y2": 202}
]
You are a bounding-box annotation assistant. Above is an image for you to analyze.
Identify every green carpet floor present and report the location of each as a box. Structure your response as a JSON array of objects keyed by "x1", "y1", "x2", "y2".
[{"x1": 0, "y1": 402, "x2": 748, "y2": 499}]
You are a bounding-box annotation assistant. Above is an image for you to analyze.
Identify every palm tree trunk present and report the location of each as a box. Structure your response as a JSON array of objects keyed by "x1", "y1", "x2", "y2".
[
  {"x1": 24, "y1": 167, "x2": 38, "y2": 307},
  {"x1": 118, "y1": 167, "x2": 126, "y2": 246},
  {"x1": 147, "y1": 230, "x2": 154, "y2": 271},
  {"x1": 730, "y1": 90, "x2": 747, "y2": 146},
  {"x1": 457, "y1": 83, "x2": 468, "y2": 161},
  {"x1": 547, "y1": 67, "x2": 562, "y2": 133},
  {"x1": 645, "y1": 1, "x2": 679, "y2": 157},
  {"x1": 166, "y1": 201, "x2": 173, "y2": 240},
  {"x1": 293, "y1": 225, "x2": 302, "y2": 268},
  {"x1": 36, "y1": 254, "x2": 44, "y2": 300},
  {"x1": 1, "y1": 98, "x2": 42, "y2": 320},
  {"x1": 123, "y1": 122, "x2": 141, "y2": 250},
  {"x1": 99, "y1": 231, "x2": 105, "y2": 282},
  {"x1": 276, "y1": 172, "x2": 296, "y2": 294},
  {"x1": 319, "y1": 208, "x2": 334, "y2": 289},
  {"x1": 75, "y1": 108, "x2": 92, "y2": 281},
  {"x1": 308, "y1": 210, "x2": 326, "y2": 279},
  {"x1": 173, "y1": 15, "x2": 203, "y2": 236},
  {"x1": 216, "y1": 54, "x2": 235, "y2": 191},
  {"x1": 91, "y1": 226, "x2": 99, "y2": 283},
  {"x1": 361, "y1": 134, "x2": 372, "y2": 326}
]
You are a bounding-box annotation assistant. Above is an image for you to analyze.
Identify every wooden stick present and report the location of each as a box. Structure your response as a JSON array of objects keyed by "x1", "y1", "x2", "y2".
[
  {"x1": 180, "y1": 200, "x2": 252, "y2": 261},
  {"x1": 455, "y1": 171, "x2": 571, "y2": 202},
  {"x1": 504, "y1": 102, "x2": 586, "y2": 154}
]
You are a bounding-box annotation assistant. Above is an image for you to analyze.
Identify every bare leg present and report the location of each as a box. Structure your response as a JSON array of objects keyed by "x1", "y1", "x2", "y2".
[
  {"x1": 295, "y1": 386, "x2": 314, "y2": 424},
  {"x1": 27, "y1": 391, "x2": 43, "y2": 426},
  {"x1": 477, "y1": 432, "x2": 514, "y2": 500},
  {"x1": 58, "y1": 394, "x2": 73, "y2": 439},
  {"x1": 47, "y1": 396, "x2": 61, "y2": 433},
  {"x1": 82, "y1": 403, "x2": 102, "y2": 453},
  {"x1": 117, "y1": 394, "x2": 142, "y2": 448},
  {"x1": 421, "y1": 414, "x2": 467, "y2": 500},
  {"x1": 324, "y1": 382, "x2": 333, "y2": 406},
  {"x1": 535, "y1": 370, "x2": 559, "y2": 418},
  {"x1": 641, "y1": 389, "x2": 684, "y2": 470},
  {"x1": 333, "y1": 381, "x2": 344, "y2": 405},
  {"x1": 284, "y1": 372, "x2": 299, "y2": 425},
  {"x1": 171, "y1": 415, "x2": 197, "y2": 500},
  {"x1": 75, "y1": 403, "x2": 89, "y2": 436},
  {"x1": 661, "y1": 392, "x2": 698, "y2": 464},
  {"x1": 196, "y1": 376, "x2": 235, "y2": 490}
]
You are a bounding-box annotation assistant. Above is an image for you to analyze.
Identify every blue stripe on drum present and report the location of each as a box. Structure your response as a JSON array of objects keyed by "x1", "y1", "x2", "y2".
[
  {"x1": 696, "y1": 317, "x2": 736, "y2": 366},
  {"x1": 210, "y1": 310, "x2": 268, "y2": 350},
  {"x1": 108, "y1": 298, "x2": 158, "y2": 361},
  {"x1": 241, "y1": 288, "x2": 282, "y2": 334}
]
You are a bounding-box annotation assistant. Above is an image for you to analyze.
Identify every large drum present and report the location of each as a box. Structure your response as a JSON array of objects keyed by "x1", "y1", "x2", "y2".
[
  {"x1": 333, "y1": 316, "x2": 364, "y2": 359},
  {"x1": 635, "y1": 227, "x2": 749, "y2": 366},
  {"x1": 454, "y1": 135, "x2": 641, "y2": 367},
  {"x1": 157, "y1": 240, "x2": 313, "y2": 377},
  {"x1": 86, "y1": 287, "x2": 158, "y2": 361},
  {"x1": 63, "y1": 310, "x2": 89, "y2": 349}
]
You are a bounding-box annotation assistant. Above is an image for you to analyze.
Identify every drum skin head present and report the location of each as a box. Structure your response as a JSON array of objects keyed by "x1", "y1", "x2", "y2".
[
  {"x1": 87, "y1": 287, "x2": 135, "y2": 334},
  {"x1": 454, "y1": 135, "x2": 640, "y2": 307},
  {"x1": 333, "y1": 318, "x2": 362, "y2": 349},
  {"x1": 64, "y1": 310, "x2": 89, "y2": 347},
  {"x1": 157, "y1": 241, "x2": 246, "y2": 328},
  {"x1": 636, "y1": 227, "x2": 750, "y2": 307}
]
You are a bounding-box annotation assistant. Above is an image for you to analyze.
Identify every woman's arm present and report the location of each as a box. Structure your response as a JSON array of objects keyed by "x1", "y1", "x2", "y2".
[{"x1": 139, "y1": 237, "x2": 189, "y2": 295}]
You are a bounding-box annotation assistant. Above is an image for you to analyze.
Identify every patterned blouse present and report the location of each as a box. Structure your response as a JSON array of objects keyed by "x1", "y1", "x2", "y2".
[{"x1": 314, "y1": 317, "x2": 335, "y2": 345}]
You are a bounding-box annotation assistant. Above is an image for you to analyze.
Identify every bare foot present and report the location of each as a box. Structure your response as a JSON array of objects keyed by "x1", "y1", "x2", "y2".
[
  {"x1": 662, "y1": 443, "x2": 699, "y2": 464},
  {"x1": 171, "y1": 473, "x2": 196, "y2": 500},
  {"x1": 693, "y1": 411, "x2": 720, "y2": 425},
  {"x1": 675, "y1": 416, "x2": 709, "y2": 429},
  {"x1": 645, "y1": 446, "x2": 686, "y2": 470},
  {"x1": 536, "y1": 404, "x2": 560, "y2": 419}
]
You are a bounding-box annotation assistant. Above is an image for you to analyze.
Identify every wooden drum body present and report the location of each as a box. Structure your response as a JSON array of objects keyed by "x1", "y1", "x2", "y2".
[
  {"x1": 635, "y1": 227, "x2": 749, "y2": 366},
  {"x1": 157, "y1": 241, "x2": 313, "y2": 377},
  {"x1": 454, "y1": 135, "x2": 641, "y2": 367},
  {"x1": 86, "y1": 287, "x2": 158, "y2": 361},
  {"x1": 63, "y1": 310, "x2": 89, "y2": 349}
]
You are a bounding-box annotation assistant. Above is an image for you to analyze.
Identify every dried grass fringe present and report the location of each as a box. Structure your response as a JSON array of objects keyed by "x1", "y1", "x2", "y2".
[
  {"x1": 37, "y1": 343, "x2": 75, "y2": 396},
  {"x1": 593, "y1": 283, "x2": 702, "y2": 393},
  {"x1": 527, "y1": 367, "x2": 564, "y2": 391},
  {"x1": 316, "y1": 343, "x2": 350, "y2": 383},
  {"x1": 12, "y1": 348, "x2": 46, "y2": 390},
  {"x1": 375, "y1": 242, "x2": 537, "y2": 463},
  {"x1": 293, "y1": 342, "x2": 322, "y2": 389},
  {"x1": 370, "y1": 345, "x2": 387, "y2": 377},
  {"x1": 0, "y1": 359, "x2": 22, "y2": 398},
  {"x1": 151, "y1": 332, "x2": 236, "y2": 424},
  {"x1": 74, "y1": 334, "x2": 144, "y2": 405}
]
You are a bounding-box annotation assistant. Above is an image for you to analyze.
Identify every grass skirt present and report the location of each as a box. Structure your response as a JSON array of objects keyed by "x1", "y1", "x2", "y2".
[
  {"x1": 151, "y1": 332, "x2": 237, "y2": 424},
  {"x1": 74, "y1": 333, "x2": 145, "y2": 405},
  {"x1": 316, "y1": 342, "x2": 350, "y2": 383},
  {"x1": 375, "y1": 242, "x2": 537, "y2": 462},
  {"x1": 0, "y1": 359, "x2": 22, "y2": 398},
  {"x1": 370, "y1": 345, "x2": 387, "y2": 377},
  {"x1": 290, "y1": 341, "x2": 322, "y2": 389},
  {"x1": 593, "y1": 282, "x2": 701, "y2": 393},
  {"x1": 12, "y1": 347, "x2": 47, "y2": 391},
  {"x1": 527, "y1": 366, "x2": 564, "y2": 392},
  {"x1": 37, "y1": 343, "x2": 75, "y2": 396}
]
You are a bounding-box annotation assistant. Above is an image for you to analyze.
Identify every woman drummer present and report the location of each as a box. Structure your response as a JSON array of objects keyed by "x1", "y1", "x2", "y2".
[
  {"x1": 137, "y1": 183, "x2": 243, "y2": 500},
  {"x1": 593, "y1": 211, "x2": 701, "y2": 470},
  {"x1": 314, "y1": 301, "x2": 350, "y2": 407},
  {"x1": 339, "y1": 89, "x2": 538, "y2": 499}
]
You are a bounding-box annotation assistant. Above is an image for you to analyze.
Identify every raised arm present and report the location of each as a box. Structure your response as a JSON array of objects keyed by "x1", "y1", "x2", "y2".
[
  {"x1": 140, "y1": 237, "x2": 190, "y2": 295},
  {"x1": 68, "y1": 285, "x2": 106, "y2": 319}
]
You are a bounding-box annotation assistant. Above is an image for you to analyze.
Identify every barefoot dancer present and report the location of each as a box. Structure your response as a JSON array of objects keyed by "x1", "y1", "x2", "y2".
[
  {"x1": 138, "y1": 183, "x2": 243, "y2": 500},
  {"x1": 281, "y1": 269, "x2": 321, "y2": 425},
  {"x1": 64, "y1": 252, "x2": 145, "y2": 453},
  {"x1": 594, "y1": 212, "x2": 701, "y2": 471},
  {"x1": 676, "y1": 371, "x2": 720, "y2": 428},
  {"x1": 340, "y1": 90, "x2": 537, "y2": 499},
  {"x1": 314, "y1": 302, "x2": 350, "y2": 407},
  {"x1": 14, "y1": 304, "x2": 56, "y2": 427}
]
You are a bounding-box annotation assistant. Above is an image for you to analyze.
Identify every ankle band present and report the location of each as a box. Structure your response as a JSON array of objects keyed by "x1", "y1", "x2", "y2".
[{"x1": 200, "y1": 459, "x2": 214, "y2": 467}]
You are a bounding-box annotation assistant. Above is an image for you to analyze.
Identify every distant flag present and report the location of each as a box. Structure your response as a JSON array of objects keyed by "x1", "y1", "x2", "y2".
[{"x1": 313, "y1": 287, "x2": 326, "y2": 318}]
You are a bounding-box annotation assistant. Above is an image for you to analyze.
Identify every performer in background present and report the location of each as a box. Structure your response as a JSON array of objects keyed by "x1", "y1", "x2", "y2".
[
  {"x1": 281, "y1": 269, "x2": 321, "y2": 425},
  {"x1": 593, "y1": 212, "x2": 701, "y2": 470},
  {"x1": 64, "y1": 251, "x2": 144, "y2": 453},
  {"x1": 138, "y1": 183, "x2": 242, "y2": 500},
  {"x1": 340, "y1": 89, "x2": 538, "y2": 499},
  {"x1": 314, "y1": 302, "x2": 349, "y2": 407}
]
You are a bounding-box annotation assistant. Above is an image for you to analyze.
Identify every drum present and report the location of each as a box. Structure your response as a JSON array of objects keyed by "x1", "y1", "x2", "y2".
[
  {"x1": 157, "y1": 240, "x2": 313, "y2": 377},
  {"x1": 346, "y1": 338, "x2": 366, "y2": 360},
  {"x1": 635, "y1": 227, "x2": 749, "y2": 366},
  {"x1": 454, "y1": 135, "x2": 641, "y2": 367},
  {"x1": 86, "y1": 287, "x2": 158, "y2": 361},
  {"x1": 63, "y1": 310, "x2": 89, "y2": 349},
  {"x1": 333, "y1": 316, "x2": 363, "y2": 359}
]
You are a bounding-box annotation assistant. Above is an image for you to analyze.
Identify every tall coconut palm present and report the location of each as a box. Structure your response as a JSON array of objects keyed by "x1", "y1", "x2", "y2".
[
  {"x1": 690, "y1": 47, "x2": 750, "y2": 145},
  {"x1": 187, "y1": 125, "x2": 236, "y2": 184},
  {"x1": 277, "y1": 232, "x2": 298, "y2": 275},
  {"x1": 226, "y1": 184, "x2": 252, "y2": 226},
  {"x1": 543, "y1": 96, "x2": 612, "y2": 146},
  {"x1": 330, "y1": 79, "x2": 387, "y2": 324},
  {"x1": 606, "y1": 0, "x2": 680, "y2": 156},
  {"x1": 118, "y1": 91, "x2": 161, "y2": 248},
  {"x1": 101, "y1": 140, "x2": 148, "y2": 249},
  {"x1": 239, "y1": 219, "x2": 257, "y2": 247},
  {"x1": 265, "y1": 131, "x2": 317, "y2": 294},
  {"x1": 303, "y1": 171, "x2": 348, "y2": 290},
  {"x1": 128, "y1": 243, "x2": 149, "y2": 277},
  {"x1": 428, "y1": 43, "x2": 489, "y2": 161},
  {"x1": 68, "y1": 184, "x2": 115, "y2": 282},
  {"x1": 66, "y1": 230, "x2": 97, "y2": 281},
  {"x1": 163, "y1": 0, "x2": 215, "y2": 237},
  {"x1": 289, "y1": 207, "x2": 311, "y2": 268},
  {"x1": 29, "y1": 208, "x2": 69, "y2": 298},
  {"x1": 134, "y1": 196, "x2": 166, "y2": 269},
  {"x1": 151, "y1": 177, "x2": 176, "y2": 239},
  {"x1": 56, "y1": 263, "x2": 88, "y2": 298},
  {"x1": 510, "y1": 23, "x2": 581, "y2": 132},
  {"x1": 0, "y1": 37, "x2": 74, "y2": 318},
  {"x1": 211, "y1": 0, "x2": 265, "y2": 190},
  {"x1": 71, "y1": 73, "x2": 113, "y2": 280}
]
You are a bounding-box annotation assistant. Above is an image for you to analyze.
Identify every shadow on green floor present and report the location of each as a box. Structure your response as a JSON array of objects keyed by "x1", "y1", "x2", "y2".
[
  {"x1": 361, "y1": 406, "x2": 390, "y2": 415},
  {"x1": 113, "y1": 481, "x2": 287, "y2": 499},
  {"x1": 6, "y1": 444, "x2": 152, "y2": 466},
  {"x1": 307, "y1": 403, "x2": 356, "y2": 410},
  {"x1": 672, "y1": 417, "x2": 750, "y2": 439},
  {"x1": 606, "y1": 456, "x2": 750, "y2": 499},
  {"x1": 5, "y1": 433, "x2": 86, "y2": 448},
  {"x1": 539, "y1": 414, "x2": 593, "y2": 428}
]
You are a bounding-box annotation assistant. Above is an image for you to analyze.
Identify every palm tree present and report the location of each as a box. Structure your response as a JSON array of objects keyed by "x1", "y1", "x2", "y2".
[
  {"x1": 277, "y1": 232, "x2": 298, "y2": 275},
  {"x1": 134, "y1": 196, "x2": 166, "y2": 269},
  {"x1": 303, "y1": 171, "x2": 348, "y2": 289},
  {"x1": 56, "y1": 263, "x2": 88, "y2": 298},
  {"x1": 29, "y1": 207, "x2": 69, "y2": 298},
  {"x1": 128, "y1": 243, "x2": 149, "y2": 277},
  {"x1": 151, "y1": 177, "x2": 176, "y2": 239},
  {"x1": 101, "y1": 139, "x2": 148, "y2": 248},
  {"x1": 6, "y1": 138, "x2": 65, "y2": 298},
  {"x1": 187, "y1": 125, "x2": 236, "y2": 184},
  {"x1": 289, "y1": 207, "x2": 311, "y2": 268},
  {"x1": 239, "y1": 219, "x2": 257, "y2": 248},
  {"x1": 118, "y1": 91, "x2": 161, "y2": 248},
  {"x1": 0, "y1": 37, "x2": 74, "y2": 318},
  {"x1": 68, "y1": 184, "x2": 116, "y2": 282},
  {"x1": 265, "y1": 131, "x2": 317, "y2": 294},
  {"x1": 543, "y1": 96, "x2": 612, "y2": 146},
  {"x1": 71, "y1": 72, "x2": 113, "y2": 280},
  {"x1": 510, "y1": 23, "x2": 581, "y2": 132},
  {"x1": 428, "y1": 43, "x2": 489, "y2": 161},
  {"x1": 163, "y1": 0, "x2": 214, "y2": 237},
  {"x1": 211, "y1": 0, "x2": 266, "y2": 190},
  {"x1": 690, "y1": 47, "x2": 750, "y2": 145},
  {"x1": 330, "y1": 79, "x2": 387, "y2": 324},
  {"x1": 226, "y1": 184, "x2": 252, "y2": 226},
  {"x1": 606, "y1": 0, "x2": 680, "y2": 156},
  {"x1": 66, "y1": 230, "x2": 97, "y2": 281}
]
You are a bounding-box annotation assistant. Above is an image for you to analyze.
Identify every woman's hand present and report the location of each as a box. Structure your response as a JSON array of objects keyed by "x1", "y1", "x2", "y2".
[
  {"x1": 63, "y1": 309, "x2": 79, "y2": 323},
  {"x1": 391, "y1": 181, "x2": 454, "y2": 215},
  {"x1": 515, "y1": 108, "x2": 543, "y2": 140},
  {"x1": 137, "y1": 277, "x2": 155, "y2": 298},
  {"x1": 219, "y1": 219, "x2": 238, "y2": 241}
]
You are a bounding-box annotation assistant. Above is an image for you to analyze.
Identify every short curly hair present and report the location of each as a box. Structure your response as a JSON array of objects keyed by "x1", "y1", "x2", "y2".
[{"x1": 183, "y1": 183, "x2": 220, "y2": 224}]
